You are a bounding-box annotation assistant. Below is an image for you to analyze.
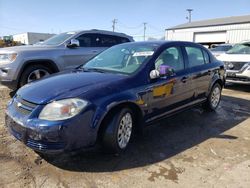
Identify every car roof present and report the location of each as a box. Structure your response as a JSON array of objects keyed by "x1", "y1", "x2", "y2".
[
  {"x1": 128, "y1": 40, "x2": 205, "y2": 47},
  {"x1": 67, "y1": 29, "x2": 134, "y2": 40}
]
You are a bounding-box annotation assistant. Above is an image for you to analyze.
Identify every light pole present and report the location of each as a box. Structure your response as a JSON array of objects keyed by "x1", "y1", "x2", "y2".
[{"x1": 186, "y1": 9, "x2": 193, "y2": 23}]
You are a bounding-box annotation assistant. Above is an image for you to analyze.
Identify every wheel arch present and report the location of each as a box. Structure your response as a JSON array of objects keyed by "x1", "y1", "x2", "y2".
[
  {"x1": 96, "y1": 101, "x2": 144, "y2": 142},
  {"x1": 207, "y1": 74, "x2": 224, "y2": 96},
  {"x1": 17, "y1": 59, "x2": 59, "y2": 86}
]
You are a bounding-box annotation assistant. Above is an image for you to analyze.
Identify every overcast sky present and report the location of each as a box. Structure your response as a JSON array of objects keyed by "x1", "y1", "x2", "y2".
[{"x1": 0, "y1": 0, "x2": 249, "y2": 40}]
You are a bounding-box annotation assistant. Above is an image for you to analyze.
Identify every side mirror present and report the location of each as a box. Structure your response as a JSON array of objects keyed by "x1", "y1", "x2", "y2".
[
  {"x1": 67, "y1": 39, "x2": 80, "y2": 48},
  {"x1": 150, "y1": 70, "x2": 160, "y2": 79},
  {"x1": 159, "y1": 65, "x2": 175, "y2": 77}
]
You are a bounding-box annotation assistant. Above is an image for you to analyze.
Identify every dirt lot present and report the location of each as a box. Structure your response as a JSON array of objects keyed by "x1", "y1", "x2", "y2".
[{"x1": 0, "y1": 85, "x2": 249, "y2": 188}]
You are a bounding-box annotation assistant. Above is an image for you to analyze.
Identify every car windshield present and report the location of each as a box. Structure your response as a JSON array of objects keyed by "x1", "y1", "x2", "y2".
[
  {"x1": 82, "y1": 43, "x2": 159, "y2": 75},
  {"x1": 226, "y1": 43, "x2": 250, "y2": 54},
  {"x1": 210, "y1": 45, "x2": 232, "y2": 52},
  {"x1": 36, "y1": 32, "x2": 76, "y2": 46}
]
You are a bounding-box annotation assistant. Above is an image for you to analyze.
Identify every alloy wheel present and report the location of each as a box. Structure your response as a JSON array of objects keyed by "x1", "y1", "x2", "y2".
[{"x1": 117, "y1": 112, "x2": 133, "y2": 149}]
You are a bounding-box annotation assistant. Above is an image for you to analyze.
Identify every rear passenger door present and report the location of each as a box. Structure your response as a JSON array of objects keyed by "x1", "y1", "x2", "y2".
[{"x1": 184, "y1": 46, "x2": 211, "y2": 99}]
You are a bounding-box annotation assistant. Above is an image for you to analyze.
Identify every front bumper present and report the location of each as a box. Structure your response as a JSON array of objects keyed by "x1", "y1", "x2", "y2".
[
  {"x1": 5, "y1": 97, "x2": 98, "y2": 154},
  {"x1": 6, "y1": 114, "x2": 66, "y2": 153},
  {"x1": 0, "y1": 65, "x2": 18, "y2": 89},
  {"x1": 225, "y1": 68, "x2": 250, "y2": 85}
]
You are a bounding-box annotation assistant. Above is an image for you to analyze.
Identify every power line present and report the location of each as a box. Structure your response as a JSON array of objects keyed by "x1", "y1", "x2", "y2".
[{"x1": 117, "y1": 21, "x2": 143, "y2": 29}]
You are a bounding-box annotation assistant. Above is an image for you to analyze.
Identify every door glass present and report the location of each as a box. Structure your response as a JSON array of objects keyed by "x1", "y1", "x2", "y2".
[
  {"x1": 76, "y1": 34, "x2": 92, "y2": 47},
  {"x1": 185, "y1": 47, "x2": 206, "y2": 67},
  {"x1": 155, "y1": 46, "x2": 184, "y2": 72},
  {"x1": 99, "y1": 35, "x2": 118, "y2": 47},
  {"x1": 202, "y1": 50, "x2": 210, "y2": 64}
]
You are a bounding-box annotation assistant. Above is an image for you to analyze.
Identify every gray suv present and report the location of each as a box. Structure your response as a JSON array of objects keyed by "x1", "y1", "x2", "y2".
[{"x1": 0, "y1": 30, "x2": 134, "y2": 89}]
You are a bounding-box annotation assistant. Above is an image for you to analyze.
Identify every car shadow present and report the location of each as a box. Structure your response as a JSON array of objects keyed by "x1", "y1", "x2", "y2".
[{"x1": 41, "y1": 95, "x2": 250, "y2": 172}]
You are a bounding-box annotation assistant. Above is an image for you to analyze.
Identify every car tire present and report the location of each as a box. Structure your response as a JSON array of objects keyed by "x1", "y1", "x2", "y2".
[
  {"x1": 102, "y1": 108, "x2": 134, "y2": 154},
  {"x1": 204, "y1": 83, "x2": 222, "y2": 111},
  {"x1": 19, "y1": 64, "x2": 52, "y2": 87}
]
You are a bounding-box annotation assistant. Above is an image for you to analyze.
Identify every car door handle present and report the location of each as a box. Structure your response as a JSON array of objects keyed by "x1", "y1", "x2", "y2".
[
  {"x1": 181, "y1": 76, "x2": 188, "y2": 83},
  {"x1": 92, "y1": 50, "x2": 98, "y2": 53}
]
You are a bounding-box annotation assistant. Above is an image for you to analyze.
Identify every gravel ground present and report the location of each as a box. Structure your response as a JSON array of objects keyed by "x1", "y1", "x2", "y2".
[{"x1": 0, "y1": 85, "x2": 249, "y2": 188}]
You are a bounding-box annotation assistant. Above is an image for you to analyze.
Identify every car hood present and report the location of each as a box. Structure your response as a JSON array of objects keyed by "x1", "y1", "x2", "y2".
[
  {"x1": 217, "y1": 53, "x2": 250, "y2": 62},
  {"x1": 17, "y1": 70, "x2": 127, "y2": 104},
  {"x1": 0, "y1": 45, "x2": 60, "y2": 53}
]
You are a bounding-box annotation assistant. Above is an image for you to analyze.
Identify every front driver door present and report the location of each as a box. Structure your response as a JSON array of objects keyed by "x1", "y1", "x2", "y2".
[
  {"x1": 63, "y1": 34, "x2": 105, "y2": 70},
  {"x1": 145, "y1": 46, "x2": 194, "y2": 123}
]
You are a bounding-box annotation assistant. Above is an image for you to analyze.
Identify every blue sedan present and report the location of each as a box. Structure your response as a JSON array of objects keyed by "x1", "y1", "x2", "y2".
[{"x1": 5, "y1": 41, "x2": 225, "y2": 154}]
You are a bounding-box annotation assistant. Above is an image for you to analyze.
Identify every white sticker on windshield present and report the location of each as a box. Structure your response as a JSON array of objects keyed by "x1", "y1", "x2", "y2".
[{"x1": 133, "y1": 51, "x2": 154, "y2": 57}]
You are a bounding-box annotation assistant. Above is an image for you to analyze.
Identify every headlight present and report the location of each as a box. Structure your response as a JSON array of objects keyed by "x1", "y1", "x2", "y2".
[
  {"x1": 39, "y1": 98, "x2": 88, "y2": 121},
  {"x1": 0, "y1": 53, "x2": 17, "y2": 63}
]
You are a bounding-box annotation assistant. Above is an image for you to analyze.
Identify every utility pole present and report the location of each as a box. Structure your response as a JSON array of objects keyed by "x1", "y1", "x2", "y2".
[
  {"x1": 186, "y1": 9, "x2": 193, "y2": 23},
  {"x1": 143, "y1": 22, "x2": 147, "y2": 41},
  {"x1": 112, "y1": 19, "x2": 118, "y2": 32}
]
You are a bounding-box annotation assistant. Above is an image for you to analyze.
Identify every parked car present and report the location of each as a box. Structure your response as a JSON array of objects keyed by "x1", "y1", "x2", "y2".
[
  {"x1": 0, "y1": 29, "x2": 134, "y2": 89},
  {"x1": 5, "y1": 41, "x2": 225, "y2": 154},
  {"x1": 210, "y1": 44, "x2": 233, "y2": 57},
  {"x1": 217, "y1": 41, "x2": 250, "y2": 85}
]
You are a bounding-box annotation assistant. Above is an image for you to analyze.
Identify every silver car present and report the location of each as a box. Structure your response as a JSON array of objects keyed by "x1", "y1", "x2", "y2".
[{"x1": 0, "y1": 30, "x2": 134, "y2": 89}]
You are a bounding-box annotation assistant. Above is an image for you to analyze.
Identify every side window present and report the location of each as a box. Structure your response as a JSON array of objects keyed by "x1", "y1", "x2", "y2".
[
  {"x1": 155, "y1": 46, "x2": 184, "y2": 72},
  {"x1": 76, "y1": 34, "x2": 92, "y2": 47},
  {"x1": 119, "y1": 37, "x2": 130, "y2": 43},
  {"x1": 185, "y1": 47, "x2": 206, "y2": 67},
  {"x1": 99, "y1": 35, "x2": 117, "y2": 47},
  {"x1": 202, "y1": 50, "x2": 210, "y2": 64}
]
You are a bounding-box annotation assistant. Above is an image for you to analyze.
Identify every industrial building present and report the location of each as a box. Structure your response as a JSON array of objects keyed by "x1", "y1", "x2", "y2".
[
  {"x1": 12, "y1": 32, "x2": 55, "y2": 45},
  {"x1": 165, "y1": 15, "x2": 250, "y2": 47}
]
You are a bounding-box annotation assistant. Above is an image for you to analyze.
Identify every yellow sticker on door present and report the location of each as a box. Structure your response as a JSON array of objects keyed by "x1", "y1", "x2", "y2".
[{"x1": 153, "y1": 82, "x2": 174, "y2": 98}]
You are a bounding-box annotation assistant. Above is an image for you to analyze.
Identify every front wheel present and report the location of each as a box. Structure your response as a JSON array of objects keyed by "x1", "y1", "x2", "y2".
[
  {"x1": 204, "y1": 83, "x2": 222, "y2": 111},
  {"x1": 19, "y1": 65, "x2": 52, "y2": 87},
  {"x1": 102, "y1": 108, "x2": 134, "y2": 153}
]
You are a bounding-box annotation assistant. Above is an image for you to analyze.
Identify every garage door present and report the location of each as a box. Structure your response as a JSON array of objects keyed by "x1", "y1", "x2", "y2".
[{"x1": 194, "y1": 32, "x2": 226, "y2": 43}]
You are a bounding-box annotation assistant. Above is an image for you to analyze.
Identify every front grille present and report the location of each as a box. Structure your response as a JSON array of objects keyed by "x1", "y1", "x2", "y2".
[
  {"x1": 224, "y1": 61, "x2": 247, "y2": 71},
  {"x1": 13, "y1": 95, "x2": 38, "y2": 115}
]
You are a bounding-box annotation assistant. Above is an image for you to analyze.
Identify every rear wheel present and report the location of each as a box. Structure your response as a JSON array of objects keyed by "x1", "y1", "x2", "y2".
[
  {"x1": 204, "y1": 83, "x2": 222, "y2": 111},
  {"x1": 19, "y1": 65, "x2": 52, "y2": 87},
  {"x1": 102, "y1": 108, "x2": 134, "y2": 153}
]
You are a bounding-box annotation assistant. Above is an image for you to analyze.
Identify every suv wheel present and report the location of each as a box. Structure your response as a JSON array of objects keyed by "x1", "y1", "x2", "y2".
[
  {"x1": 19, "y1": 65, "x2": 52, "y2": 87},
  {"x1": 204, "y1": 83, "x2": 222, "y2": 111},
  {"x1": 102, "y1": 108, "x2": 134, "y2": 153}
]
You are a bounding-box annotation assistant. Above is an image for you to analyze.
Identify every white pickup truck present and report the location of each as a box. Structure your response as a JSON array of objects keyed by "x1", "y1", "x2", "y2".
[{"x1": 217, "y1": 41, "x2": 250, "y2": 85}]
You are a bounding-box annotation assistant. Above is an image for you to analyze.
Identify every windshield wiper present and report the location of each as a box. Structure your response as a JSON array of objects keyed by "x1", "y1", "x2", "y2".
[{"x1": 83, "y1": 68, "x2": 106, "y2": 73}]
